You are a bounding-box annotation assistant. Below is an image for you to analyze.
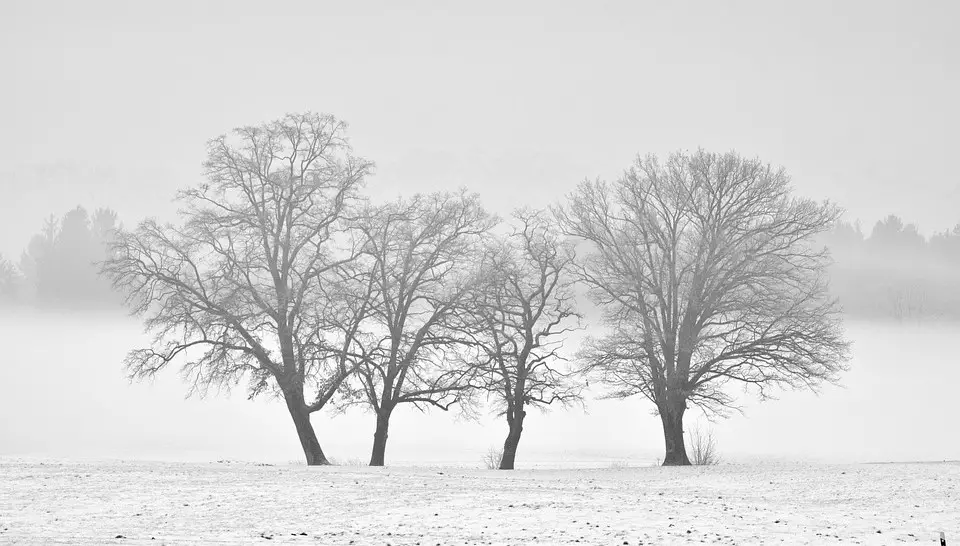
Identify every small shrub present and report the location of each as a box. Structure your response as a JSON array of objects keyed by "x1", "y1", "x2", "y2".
[
  {"x1": 482, "y1": 446, "x2": 503, "y2": 470},
  {"x1": 687, "y1": 424, "x2": 720, "y2": 466}
]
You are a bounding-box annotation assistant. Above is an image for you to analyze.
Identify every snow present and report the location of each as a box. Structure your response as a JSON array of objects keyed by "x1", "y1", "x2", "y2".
[{"x1": 1, "y1": 459, "x2": 956, "y2": 545}]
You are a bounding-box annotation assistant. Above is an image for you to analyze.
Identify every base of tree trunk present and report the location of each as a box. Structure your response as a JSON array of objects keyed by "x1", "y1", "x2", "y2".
[
  {"x1": 499, "y1": 416, "x2": 524, "y2": 470},
  {"x1": 304, "y1": 450, "x2": 331, "y2": 466},
  {"x1": 283, "y1": 391, "x2": 330, "y2": 466},
  {"x1": 659, "y1": 405, "x2": 691, "y2": 466},
  {"x1": 369, "y1": 412, "x2": 390, "y2": 466},
  {"x1": 499, "y1": 442, "x2": 518, "y2": 470},
  {"x1": 661, "y1": 452, "x2": 692, "y2": 466}
]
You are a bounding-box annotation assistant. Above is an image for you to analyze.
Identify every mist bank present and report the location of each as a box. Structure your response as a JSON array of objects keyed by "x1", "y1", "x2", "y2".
[
  {"x1": 0, "y1": 205, "x2": 120, "y2": 309},
  {"x1": 822, "y1": 216, "x2": 960, "y2": 321},
  {"x1": 0, "y1": 308, "x2": 956, "y2": 465}
]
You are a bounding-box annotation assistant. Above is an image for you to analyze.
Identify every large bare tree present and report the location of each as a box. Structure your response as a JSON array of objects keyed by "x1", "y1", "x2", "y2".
[
  {"x1": 102, "y1": 112, "x2": 373, "y2": 465},
  {"x1": 343, "y1": 191, "x2": 496, "y2": 466},
  {"x1": 471, "y1": 209, "x2": 582, "y2": 470},
  {"x1": 555, "y1": 150, "x2": 850, "y2": 465}
]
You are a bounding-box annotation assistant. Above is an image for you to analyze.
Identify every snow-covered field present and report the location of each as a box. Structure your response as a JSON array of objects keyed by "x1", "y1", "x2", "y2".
[{"x1": 1, "y1": 459, "x2": 956, "y2": 545}]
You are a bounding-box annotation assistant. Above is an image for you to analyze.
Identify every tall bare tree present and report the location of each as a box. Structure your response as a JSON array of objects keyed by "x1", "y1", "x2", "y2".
[
  {"x1": 343, "y1": 191, "x2": 496, "y2": 466},
  {"x1": 102, "y1": 112, "x2": 373, "y2": 465},
  {"x1": 471, "y1": 209, "x2": 582, "y2": 469},
  {"x1": 555, "y1": 150, "x2": 850, "y2": 465}
]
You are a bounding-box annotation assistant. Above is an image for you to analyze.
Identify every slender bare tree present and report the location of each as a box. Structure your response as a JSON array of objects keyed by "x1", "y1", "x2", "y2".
[
  {"x1": 102, "y1": 112, "x2": 373, "y2": 465},
  {"x1": 555, "y1": 149, "x2": 850, "y2": 465},
  {"x1": 343, "y1": 190, "x2": 496, "y2": 466},
  {"x1": 471, "y1": 209, "x2": 582, "y2": 469}
]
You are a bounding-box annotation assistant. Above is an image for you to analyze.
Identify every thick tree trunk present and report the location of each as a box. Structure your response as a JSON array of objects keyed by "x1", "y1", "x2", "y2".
[
  {"x1": 369, "y1": 410, "x2": 392, "y2": 466},
  {"x1": 499, "y1": 409, "x2": 525, "y2": 470},
  {"x1": 659, "y1": 403, "x2": 691, "y2": 466},
  {"x1": 283, "y1": 392, "x2": 329, "y2": 466}
]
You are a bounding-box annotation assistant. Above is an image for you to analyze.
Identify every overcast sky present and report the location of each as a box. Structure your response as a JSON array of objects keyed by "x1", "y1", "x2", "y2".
[{"x1": 1, "y1": 0, "x2": 959, "y2": 258}]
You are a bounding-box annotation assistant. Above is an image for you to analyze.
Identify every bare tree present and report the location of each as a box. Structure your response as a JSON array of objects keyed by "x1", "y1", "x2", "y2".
[
  {"x1": 470, "y1": 209, "x2": 582, "y2": 470},
  {"x1": 555, "y1": 149, "x2": 850, "y2": 465},
  {"x1": 343, "y1": 191, "x2": 496, "y2": 466},
  {"x1": 102, "y1": 112, "x2": 373, "y2": 465}
]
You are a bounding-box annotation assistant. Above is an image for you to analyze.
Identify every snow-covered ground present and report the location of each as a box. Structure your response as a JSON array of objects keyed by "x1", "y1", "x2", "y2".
[{"x1": 1, "y1": 459, "x2": 956, "y2": 545}]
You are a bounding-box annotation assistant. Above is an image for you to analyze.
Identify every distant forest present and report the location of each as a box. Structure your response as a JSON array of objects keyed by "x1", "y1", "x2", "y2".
[
  {"x1": 0, "y1": 206, "x2": 119, "y2": 308},
  {"x1": 1, "y1": 207, "x2": 958, "y2": 322},
  {"x1": 820, "y1": 215, "x2": 960, "y2": 321}
]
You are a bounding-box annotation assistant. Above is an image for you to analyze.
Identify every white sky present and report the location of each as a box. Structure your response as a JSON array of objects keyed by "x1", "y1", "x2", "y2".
[{"x1": 1, "y1": 0, "x2": 959, "y2": 258}]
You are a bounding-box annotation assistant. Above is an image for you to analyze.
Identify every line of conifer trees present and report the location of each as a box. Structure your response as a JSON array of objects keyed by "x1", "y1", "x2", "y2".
[{"x1": 0, "y1": 206, "x2": 119, "y2": 308}]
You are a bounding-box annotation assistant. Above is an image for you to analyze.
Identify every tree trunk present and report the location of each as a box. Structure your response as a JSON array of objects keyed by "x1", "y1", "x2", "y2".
[
  {"x1": 499, "y1": 409, "x2": 525, "y2": 470},
  {"x1": 659, "y1": 403, "x2": 691, "y2": 466},
  {"x1": 369, "y1": 409, "x2": 392, "y2": 466},
  {"x1": 283, "y1": 392, "x2": 329, "y2": 466}
]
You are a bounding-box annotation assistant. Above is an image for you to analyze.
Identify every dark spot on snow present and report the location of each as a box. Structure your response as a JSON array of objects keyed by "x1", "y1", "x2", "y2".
[{"x1": 115, "y1": 535, "x2": 125, "y2": 539}]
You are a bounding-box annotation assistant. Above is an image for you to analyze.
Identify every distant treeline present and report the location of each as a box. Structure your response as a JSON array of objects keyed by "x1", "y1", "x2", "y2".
[
  {"x1": 0, "y1": 206, "x2": 120, "y2": 308},
  {"x1": 821, "y1": 215, "x2": 960, "y2": 321},
  {"x1": 1, "y1": 207, "x2": 959, "y2": 320}
]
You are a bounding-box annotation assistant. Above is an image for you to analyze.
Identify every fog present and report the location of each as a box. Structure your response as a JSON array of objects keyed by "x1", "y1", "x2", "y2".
[
  {"x1": 0, "y1": 309, "x2": 956, "y2": 465},
  {"x1": 2, "y1": 1, "x2": 959, "y2": 465}
]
